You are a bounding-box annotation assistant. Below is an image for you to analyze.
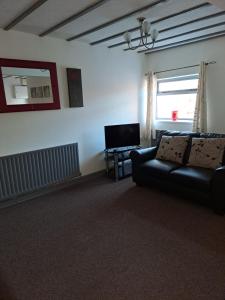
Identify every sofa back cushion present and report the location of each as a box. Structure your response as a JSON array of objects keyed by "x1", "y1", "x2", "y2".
[
  {"x1": 155, "y1": 130, "x2": 225, "y2": 164},
  {"x1": 155, "y1": 130, "x2": 200, "y2": 163},
  {"x1": 156, "y1": 135, "x2": 189, "y2": 164},
  {"x1": 156, "y1": 131, "x2": 199, "y2": 145},
  {"x1": 187, "y1": 138, "x2": 225, "y2": 169},
  {"x1": 199, "y1": 133, "x2": 225, "y2": 165}
]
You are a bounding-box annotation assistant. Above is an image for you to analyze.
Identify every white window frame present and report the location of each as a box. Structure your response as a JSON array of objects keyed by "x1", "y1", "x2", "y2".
[{"x1": 156, "y1": 74, "x2": 199, "y2": 122}]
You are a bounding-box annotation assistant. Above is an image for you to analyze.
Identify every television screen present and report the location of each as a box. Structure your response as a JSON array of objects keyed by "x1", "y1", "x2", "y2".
[{"x1": 104, "y1": 123, "x2": 140, "y2": 149}]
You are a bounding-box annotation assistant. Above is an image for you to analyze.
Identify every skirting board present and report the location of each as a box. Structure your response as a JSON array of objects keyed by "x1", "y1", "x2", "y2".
[{"x1": 0, "y1": 170, "x2": 105, "y2": 210}]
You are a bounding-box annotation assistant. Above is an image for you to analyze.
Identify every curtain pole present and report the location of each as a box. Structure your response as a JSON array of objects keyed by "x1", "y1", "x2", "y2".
[{"x1": 145, "y1": 61, "x2": 216, "y2": 76}]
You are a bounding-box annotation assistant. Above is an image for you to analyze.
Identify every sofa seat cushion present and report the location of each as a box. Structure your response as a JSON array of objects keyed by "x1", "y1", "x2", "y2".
[
  {"x1": 138, "y1": 159, "x2": 181, "y2": 179},
  {"x1": 170, "y1": 166, "x2": 214, "y2": 192}
]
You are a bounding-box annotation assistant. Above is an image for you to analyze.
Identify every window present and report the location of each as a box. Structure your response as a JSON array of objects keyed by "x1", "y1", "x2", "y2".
[{"x1": 156, "y1": 75, "x2": 199, "y2": 121}]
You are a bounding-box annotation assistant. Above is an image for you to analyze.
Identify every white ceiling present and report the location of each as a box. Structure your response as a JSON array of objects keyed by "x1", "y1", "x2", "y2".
[
  {"x1": 0, "y1": 0, "x2": 225, "y2": 54},
  {"x1": 208, "y1": 0, "x2": 225, "y2": 10}
]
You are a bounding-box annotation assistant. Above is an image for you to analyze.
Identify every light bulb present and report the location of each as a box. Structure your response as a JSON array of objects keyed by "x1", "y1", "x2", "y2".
[
  {"x1": 151, "y1": 28, "x2": 159, "y2": 42},
  {"x1": 123, "y1": 31, "x2": 131, "y2": 43},
  {"x1": 142, "y1": 20, "x2": 151, "y2": 35}
]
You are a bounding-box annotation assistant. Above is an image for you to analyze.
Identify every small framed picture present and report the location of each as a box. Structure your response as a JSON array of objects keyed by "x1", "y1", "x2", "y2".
[
  {"x1": 35, "y1": 87, "x2": 43, "y2": 98},
  {"x1": 43, "y1": 85, "x2": 50, "y2": 97},
  {"x1": 30, "y1": 87, "x2": 37, "y2": 98}
]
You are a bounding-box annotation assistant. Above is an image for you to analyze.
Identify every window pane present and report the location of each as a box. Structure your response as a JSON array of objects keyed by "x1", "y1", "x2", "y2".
[
  {"x1": 156, "y1": 93, "x2": 196, "y2": 120},
  {"x1": 158, "y1": 79, "x2": 198, "y2": 92}
]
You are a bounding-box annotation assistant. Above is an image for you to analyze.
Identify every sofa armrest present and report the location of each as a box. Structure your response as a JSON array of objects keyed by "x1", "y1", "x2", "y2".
[
  {"x1": 212, "y1": 166, "x2": 225, "y2": 187},
  {"x1": 211, "y1": 166, "x2": 225, "y2": 213},
  {"x1": 214, "y1": 166, "x2": 225, "y2": 175},
  {"x1": 130, "y1": 147, "x2": 157, "y2": 164}
]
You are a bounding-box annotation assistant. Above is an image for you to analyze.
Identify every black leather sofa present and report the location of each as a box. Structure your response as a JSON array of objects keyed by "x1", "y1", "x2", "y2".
[{"x1": 130, "y1": 131, "x2": 225, "y2": 215}]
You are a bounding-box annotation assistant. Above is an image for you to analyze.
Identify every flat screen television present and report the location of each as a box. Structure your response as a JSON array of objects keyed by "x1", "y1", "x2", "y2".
[{"x1": 104, "y1": 123, "x2": 140, "y2": 149}]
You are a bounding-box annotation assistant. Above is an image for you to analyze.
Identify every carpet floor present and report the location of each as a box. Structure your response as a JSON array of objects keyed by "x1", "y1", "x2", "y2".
[{"x1": 0, "y1": 176, "x2": 225, "y2": 300}]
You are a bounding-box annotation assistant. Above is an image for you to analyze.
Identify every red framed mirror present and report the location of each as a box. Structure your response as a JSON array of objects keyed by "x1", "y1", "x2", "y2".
[{"x1": 0, "y1": 58, "x2": 60, "y2": 113}]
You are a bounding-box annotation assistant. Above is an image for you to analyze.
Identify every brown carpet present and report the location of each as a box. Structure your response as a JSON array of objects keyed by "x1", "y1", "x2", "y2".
[{"x1": 0, "y1": 176, "x2": 225, "y2": 300}]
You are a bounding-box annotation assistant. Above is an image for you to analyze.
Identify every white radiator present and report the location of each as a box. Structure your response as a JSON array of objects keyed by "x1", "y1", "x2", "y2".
[{"x1": 0, "y1": 143, "x2": 80, "y2": 201}]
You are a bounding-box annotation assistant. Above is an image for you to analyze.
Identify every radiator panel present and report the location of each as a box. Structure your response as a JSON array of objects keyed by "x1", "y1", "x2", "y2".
[{"x1": 0, "y1": 143, "x2": 80, "y2": 201}]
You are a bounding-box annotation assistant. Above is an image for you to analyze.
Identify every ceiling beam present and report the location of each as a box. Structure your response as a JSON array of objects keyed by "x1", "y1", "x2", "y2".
[
  {"x1": 90, "y1": 27, "x2": 140, "y2": 46},
  {"x1": 129, "y1": 21, "x2": 225, "y2": 52},
  {"x1": 4, "y1": 0, "x2": 48, "y2": 31},
  {"x1": 90, "y1": 2, "x2": 211, "y2": 46},
  {"x1": 109, "y1": 10, "x2": 225, "y2": 49},
  {"x1": 66, "y1": 0, "x2": 168, "y2": 42},
  {"x1": 138, "y1": 29, "x2": 225, "y2": 54},
  {"x1": 39, "y1": 0, "x2": 110, "y2": 37}
]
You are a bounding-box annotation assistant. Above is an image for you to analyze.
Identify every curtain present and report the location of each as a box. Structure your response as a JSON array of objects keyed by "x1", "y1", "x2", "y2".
[
  {"x1": 192, "y1": 61, "x2": 207, "y2": 132},
  {"x1": 144, "y1": 71, "x2": 157, "y2": 146}
]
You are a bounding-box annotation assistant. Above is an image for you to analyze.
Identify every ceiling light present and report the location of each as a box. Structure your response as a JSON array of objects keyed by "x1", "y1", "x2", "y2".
[{"x1": 123, "y1": 17, "x2": 159, "y2": 50}]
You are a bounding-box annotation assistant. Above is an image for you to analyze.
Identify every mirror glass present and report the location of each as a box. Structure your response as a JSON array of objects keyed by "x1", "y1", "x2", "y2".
[{"x1": 1, "y1": 67, "x2": 53, "y2": 105}]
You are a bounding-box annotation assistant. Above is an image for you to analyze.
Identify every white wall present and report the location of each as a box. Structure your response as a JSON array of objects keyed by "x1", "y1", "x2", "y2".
[
  {"x1": 0, "y1": 29, "x2": 144, "y2": 175},
  {"x1": 144, "y1": 36, "x2": 225, "y2": 133}
]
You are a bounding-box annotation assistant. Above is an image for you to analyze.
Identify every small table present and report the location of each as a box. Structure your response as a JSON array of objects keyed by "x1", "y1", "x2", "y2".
[{"x1": 104, "y1": 146, "x2": 141, "y2": 181}]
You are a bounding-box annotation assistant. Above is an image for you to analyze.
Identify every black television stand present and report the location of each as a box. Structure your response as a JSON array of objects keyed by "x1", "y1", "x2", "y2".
[{"x1": 104, "y1": 145, "x2": 141, "y2": 181}]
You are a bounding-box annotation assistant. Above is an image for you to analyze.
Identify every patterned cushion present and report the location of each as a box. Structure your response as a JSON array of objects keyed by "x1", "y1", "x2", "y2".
[
  {"x1": 156, "y1": 136, "x2": 189, "y2": 164},
  {"x1": 187, "y1": 138, "x2": 225, "y2": 169}
]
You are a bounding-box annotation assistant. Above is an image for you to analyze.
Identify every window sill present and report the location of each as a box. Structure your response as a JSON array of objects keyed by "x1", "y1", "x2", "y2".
[{"x1": 154, "y1": 120, "x2": 193, "y2": 124}]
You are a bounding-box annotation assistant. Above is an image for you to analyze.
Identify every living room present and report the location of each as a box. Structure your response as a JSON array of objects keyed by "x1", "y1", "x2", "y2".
[{"x1": 0, "y1": 0, "x2": 225, "y2": 299}]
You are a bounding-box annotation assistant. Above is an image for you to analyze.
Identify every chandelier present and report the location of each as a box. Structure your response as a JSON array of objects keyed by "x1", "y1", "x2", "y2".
[{"x1": 123, "y1": 17, "x2": 159, "y2": 50}]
